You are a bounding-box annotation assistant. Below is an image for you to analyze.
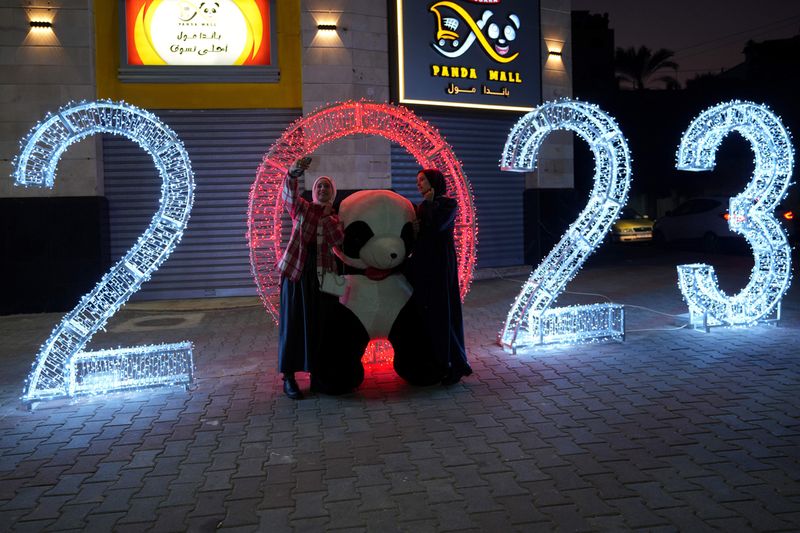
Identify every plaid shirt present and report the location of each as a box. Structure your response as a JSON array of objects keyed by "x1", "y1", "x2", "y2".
[{"x1": 277, "y1": 173, "x2": 344, "y2": 282}]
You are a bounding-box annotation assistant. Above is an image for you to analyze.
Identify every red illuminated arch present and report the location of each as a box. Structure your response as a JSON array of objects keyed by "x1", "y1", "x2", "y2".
[{"x1": 247, "y1": 101, "x2": 477, "y2": 361}]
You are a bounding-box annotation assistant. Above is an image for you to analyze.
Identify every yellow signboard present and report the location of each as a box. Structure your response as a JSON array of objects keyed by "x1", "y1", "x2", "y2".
[{"x1": 125, "y1": 0, "x2": 271, "y2": 66}]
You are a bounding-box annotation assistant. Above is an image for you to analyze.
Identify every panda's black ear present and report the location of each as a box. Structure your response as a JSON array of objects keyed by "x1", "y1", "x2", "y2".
[
  {"x1": 401, "y1": 221, "x2": 414, "y2": 257},
  {"x1": 343, "y1": 221, "x2": 374, "y2": 258}
]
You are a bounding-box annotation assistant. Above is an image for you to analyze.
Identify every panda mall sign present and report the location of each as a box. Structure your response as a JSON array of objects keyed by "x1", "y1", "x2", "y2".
[{"x1": 393, "y1": 0, "x2": 541, "y2": 112}]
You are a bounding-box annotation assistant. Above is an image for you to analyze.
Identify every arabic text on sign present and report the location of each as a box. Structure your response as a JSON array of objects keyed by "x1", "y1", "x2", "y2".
[{"x1": 447, "y1": 83, "x2": 477, "y2": 94}]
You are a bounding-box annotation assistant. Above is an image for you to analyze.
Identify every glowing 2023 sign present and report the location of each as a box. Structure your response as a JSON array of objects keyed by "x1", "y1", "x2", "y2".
[
  {"x1": 247, "y1": 100, "x2": 477, "y2": 362},
  {"x1": 676, "y1": 101, "x2": 794, "y2": 330},
  {"x1": 499, "y1": 100, "x2": 631, "y2": 351},
  {"x1": 13, "y1": 100, "x2": 195, "y2": 403}
]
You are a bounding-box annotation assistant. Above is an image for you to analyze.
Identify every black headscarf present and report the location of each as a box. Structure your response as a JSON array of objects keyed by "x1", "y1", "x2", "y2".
[{"x1": 420, "y1": 168, "x2": 447, "y2": 198}]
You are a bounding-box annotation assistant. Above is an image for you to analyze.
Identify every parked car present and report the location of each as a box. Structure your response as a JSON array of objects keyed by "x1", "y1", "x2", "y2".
[
  {"x1": 653, "y1": 196, "x2": 796, "y2": 252},
  {"x1": 611, "y1": 207, "x2": 654, "y2": 242}
]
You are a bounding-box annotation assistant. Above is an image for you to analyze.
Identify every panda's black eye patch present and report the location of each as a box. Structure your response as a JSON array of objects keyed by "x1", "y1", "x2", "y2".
[
  {"x1": 401, "y1": 222, "x2": 414, "y2": 257},
  {"x1": 343, "y1": 221, "x2": 374, "y2": 258}
]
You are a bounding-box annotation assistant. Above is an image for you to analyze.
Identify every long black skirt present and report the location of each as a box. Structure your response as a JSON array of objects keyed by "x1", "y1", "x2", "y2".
[{"x1": 278, "y1": 246, "x2": 323, "y2": 374}]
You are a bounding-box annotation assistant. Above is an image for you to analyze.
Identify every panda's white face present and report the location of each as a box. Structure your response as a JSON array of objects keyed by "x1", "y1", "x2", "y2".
[{"x1": 338, "y1": 190, "x2": 415, "y2": 271}]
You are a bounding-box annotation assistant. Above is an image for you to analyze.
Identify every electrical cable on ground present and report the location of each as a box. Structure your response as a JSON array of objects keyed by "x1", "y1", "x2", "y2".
[{"x1": 491, "y1": 272, "x2": 690, "y2": 330}]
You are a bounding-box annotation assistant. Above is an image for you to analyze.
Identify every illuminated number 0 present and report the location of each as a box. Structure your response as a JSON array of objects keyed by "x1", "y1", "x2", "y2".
[
  {"x1": 499, "y1": 100, "x2": 631, "y2": 351},
  {"x1": 676, "y1": 101, "x2": 794, "y2": 330},
  {"x1": 13, "y1": 101, "x2": 195, "y2": 402},
  {"x1": 247, "y1": 101, "x2": 478, "y2": 363}
]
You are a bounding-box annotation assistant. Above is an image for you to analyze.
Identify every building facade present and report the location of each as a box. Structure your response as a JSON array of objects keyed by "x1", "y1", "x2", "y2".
[{"x1": 1, "y1": 0, "x2": 572, "y2": 308}]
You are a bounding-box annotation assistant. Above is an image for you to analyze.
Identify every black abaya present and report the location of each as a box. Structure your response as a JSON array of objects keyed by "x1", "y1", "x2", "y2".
[{"x1": 406, "y1": 195, "x2": 471, "y2": 380}]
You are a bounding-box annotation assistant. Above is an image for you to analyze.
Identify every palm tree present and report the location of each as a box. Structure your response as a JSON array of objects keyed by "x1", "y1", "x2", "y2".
[{"x1": 615, "y1": 46, "x2": 679, "y2": 90}]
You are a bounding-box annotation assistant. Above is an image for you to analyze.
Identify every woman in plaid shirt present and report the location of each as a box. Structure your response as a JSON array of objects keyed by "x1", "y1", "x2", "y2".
[{"x1": 278, "y1": 157, "x2": 344, "y2": 399}]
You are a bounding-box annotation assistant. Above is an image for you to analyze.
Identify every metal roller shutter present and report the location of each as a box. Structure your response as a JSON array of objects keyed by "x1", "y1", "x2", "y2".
[
  {"x1": 391, "y1": 110, "x2": 525, "y2": 268},
  {"x1": 103, "y1": 108, "x2": 301, "y2": 301}
]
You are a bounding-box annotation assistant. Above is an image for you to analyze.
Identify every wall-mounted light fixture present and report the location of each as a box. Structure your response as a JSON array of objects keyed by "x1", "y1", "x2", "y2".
[
  {"x1": 29, "y1": 20, "x2": 53, "y2": 29},
  {"x1": 544, "y1": 39, "x2": 565, "y2": 70},
  {"x1": 544, "y1": 38, "x2": 565, "y2": 58},
  {"x1": 317, "y1": 23, "x2": 337, "y2": 31}
]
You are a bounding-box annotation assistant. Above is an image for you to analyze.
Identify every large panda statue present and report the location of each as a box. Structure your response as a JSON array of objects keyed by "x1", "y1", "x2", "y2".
[{"x1": 313, "y1": 189, "x2": 445, "y2": 394}]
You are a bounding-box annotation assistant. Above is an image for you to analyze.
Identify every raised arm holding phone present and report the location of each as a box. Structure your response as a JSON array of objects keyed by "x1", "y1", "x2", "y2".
[{"x1": 276, "y1": 156, "x2": 344, "y2": 399}]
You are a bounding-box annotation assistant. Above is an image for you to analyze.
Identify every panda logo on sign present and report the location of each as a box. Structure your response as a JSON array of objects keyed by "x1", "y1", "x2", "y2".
[{"x1": 314, "y1": 190, "x2": 445, "y2": 393}]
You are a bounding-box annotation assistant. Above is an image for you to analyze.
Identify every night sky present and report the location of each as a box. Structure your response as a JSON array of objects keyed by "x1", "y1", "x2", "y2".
[{"x1": 571, "y1": 0, "x2": 800, "y2": 84}]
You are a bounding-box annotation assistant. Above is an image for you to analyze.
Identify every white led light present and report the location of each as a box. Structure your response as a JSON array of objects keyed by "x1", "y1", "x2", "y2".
[
  {"x1": 676, "y1": 101, "x2": 794, "y2": 330},
  {"x1": 12, "y1": 100, "x2": 195, "y2": 402},
  {"x1": 499, "y1": 99, "x2": 631, "y2": 351}
]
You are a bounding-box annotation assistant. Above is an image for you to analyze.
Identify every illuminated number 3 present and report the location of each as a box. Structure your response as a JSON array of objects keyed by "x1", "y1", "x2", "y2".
[
  {"x1": 13, "y1": 101, "x2": 195, "y2": 403},
  {"x1": 499, "y1": 100, "x2": 631, "y2": 351},
  {"x1": 676, "y1": 101, "x2": 794, "y2": 330}
]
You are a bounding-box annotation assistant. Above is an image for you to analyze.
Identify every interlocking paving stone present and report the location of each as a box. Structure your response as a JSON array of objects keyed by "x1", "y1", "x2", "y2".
[
  {"x1": 324, "y1": 500, "x2": 365, "y2": 529},
  {"x1": 324, "y1": 476, "x2": 359, "y2": 502},
  {"x1": 82, "y1": 511, "x2": 125, "y2": 531},
  {"x1": 11, "y1": 518, "x2": 57, "y2": 532},
  {"x1": 1, "y1": 251, "x2": 799, "y2": 530},
  {"x1": 222, "y1": 497, "x2": 262, "y2": 527},
  {"x1": 257, "y1": 482, "x2": 294, "y2": 509},
  {"x1": 228, "y1": 475, "x2": 263, "y2": 501},
  {"x1": 291, "y1": 491, "x2": 328, "y2": 520},
  {"x1": 256, "y1": 508, "x2": 293, "y2": 532},
  {"x1": 189, "y1": 489, "x2": 228, "y2": 518}
]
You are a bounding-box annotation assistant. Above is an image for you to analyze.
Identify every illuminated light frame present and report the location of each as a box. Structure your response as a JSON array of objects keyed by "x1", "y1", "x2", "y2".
[
  {"x1": 247, "y1": 100, "x2": 477, "y2": 362},
  {"x1": 499, "y1": 99, "x2": 631, "y2": 352},
  {"x1": 13, "y1": 100, "x2": 195, "y2": 403},
  {"x1": 676, "y1": 100, "x2": 794, "y2": 330}
]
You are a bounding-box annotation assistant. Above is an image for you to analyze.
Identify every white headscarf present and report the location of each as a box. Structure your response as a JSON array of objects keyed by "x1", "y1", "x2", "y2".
[{"x1": 312, "y1": 175, "x2": 337, "y2": 205}]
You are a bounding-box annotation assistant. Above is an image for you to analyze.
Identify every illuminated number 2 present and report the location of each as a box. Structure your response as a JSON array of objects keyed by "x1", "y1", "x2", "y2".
[
  {"x1": 676, "y1": 101, "x2": 794, "y2": 330},
  {"x1": 13, "y1": 101, "x2": 195, "y2": 402},
  {"x1": 499, "y1": 100, "x2": 631, "y2": 351}
]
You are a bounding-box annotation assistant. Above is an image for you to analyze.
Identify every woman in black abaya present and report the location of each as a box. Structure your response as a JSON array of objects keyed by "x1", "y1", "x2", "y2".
[{"x1": 406, "y1": 168, "x2": 472, "y2": 385}]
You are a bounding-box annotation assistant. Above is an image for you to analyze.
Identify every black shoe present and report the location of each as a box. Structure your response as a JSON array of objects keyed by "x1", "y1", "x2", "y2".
[
  {"x1": 442, "y1": 364, "x2": 472, "y2": 386},
  {"x1": 283, "y1": 376, "x2": 303, "y2": 400}
]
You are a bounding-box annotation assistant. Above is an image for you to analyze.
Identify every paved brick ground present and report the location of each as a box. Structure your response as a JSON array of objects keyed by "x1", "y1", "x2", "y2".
[{"x1": 1, "y1": 248, "x2": 799, "y2": 531}]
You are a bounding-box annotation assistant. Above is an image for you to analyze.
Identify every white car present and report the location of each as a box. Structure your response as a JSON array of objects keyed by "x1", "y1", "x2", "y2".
[
  {"x1": 653, "y1": 197, "x2": 736, "y2": 251},
  {"x1": 654, "y1": 196, "x2": 797, "y2": 251}
]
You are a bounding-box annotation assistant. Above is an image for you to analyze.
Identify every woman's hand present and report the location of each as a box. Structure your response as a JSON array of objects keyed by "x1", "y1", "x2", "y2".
[{"x1": 289, "y1": 156, "x2": 312, "y2": 177}]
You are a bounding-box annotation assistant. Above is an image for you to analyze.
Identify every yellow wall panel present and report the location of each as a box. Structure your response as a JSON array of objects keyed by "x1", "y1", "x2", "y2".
[{"x1": 95, "y1": 1, "x2": 301, "y2": 109}]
